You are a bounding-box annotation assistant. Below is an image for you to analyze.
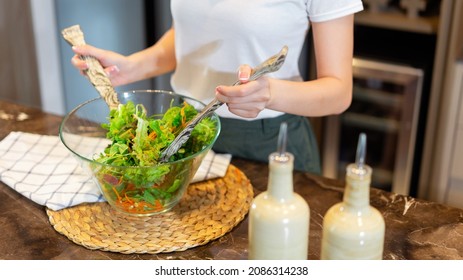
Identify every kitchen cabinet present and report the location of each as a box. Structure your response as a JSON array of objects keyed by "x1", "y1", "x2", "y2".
[
  {"x1": 320, "y1": 0, "x2": 463, "y2": 208},
  {"x1": 422, "y1": 0, "x2": 463, "y2": 209}
]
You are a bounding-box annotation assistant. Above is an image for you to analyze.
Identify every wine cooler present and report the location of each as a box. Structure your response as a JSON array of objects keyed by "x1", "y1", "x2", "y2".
[{"x1": 322, "y1": 58, "x2": 424, "y2": 195}]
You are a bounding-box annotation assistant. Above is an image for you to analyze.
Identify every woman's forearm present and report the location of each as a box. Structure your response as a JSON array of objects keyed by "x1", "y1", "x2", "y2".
[{"x1": 267, "y1": 76, "x2": 352, "y2": 117}]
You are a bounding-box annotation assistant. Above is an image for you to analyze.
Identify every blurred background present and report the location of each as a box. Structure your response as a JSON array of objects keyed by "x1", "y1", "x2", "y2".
[{"x1": 0, "y1": 0, "x2": 462, "y2": 209}]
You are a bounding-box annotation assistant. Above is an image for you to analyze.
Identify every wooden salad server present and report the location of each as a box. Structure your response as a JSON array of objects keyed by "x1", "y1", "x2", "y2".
[{"x1": 61, "y1": 25, "x2": 120, "y2": 110}]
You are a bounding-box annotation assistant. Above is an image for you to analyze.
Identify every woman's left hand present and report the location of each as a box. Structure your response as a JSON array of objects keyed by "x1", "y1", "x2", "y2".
[{"x1": 215, "y1": 64, "x2": 272, "y2": 118}]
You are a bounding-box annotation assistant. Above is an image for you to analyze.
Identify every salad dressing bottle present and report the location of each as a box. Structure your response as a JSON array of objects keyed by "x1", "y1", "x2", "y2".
[
  {"x1": 321, "y1": 133, "x2": 385, "y2": 260},
  {"x1": 248, "y1": 122, "x2": 310, "y2": 260}
]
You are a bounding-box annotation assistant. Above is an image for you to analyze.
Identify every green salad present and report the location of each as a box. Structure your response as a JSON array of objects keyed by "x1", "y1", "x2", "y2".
[{"x1": 93, "y1": 100, "x2": 217, "y2": 214}]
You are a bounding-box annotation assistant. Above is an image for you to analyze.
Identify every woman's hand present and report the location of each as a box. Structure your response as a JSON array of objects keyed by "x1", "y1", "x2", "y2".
[
  {"x1": 71, "y1": 44, "x2": 134, "y2": 87},
  {"x1": 70, "y1": 28, "x2": 176, "y2": 87},
  {"x1": 215, "y1": 64, "x2": 273, "y2": 118}
]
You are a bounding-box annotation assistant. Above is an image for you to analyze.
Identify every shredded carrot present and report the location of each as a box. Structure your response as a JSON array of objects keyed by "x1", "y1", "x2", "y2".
[
  {"x1": 148, "y1": 131, "x2": 157, "y2": 140},
  {"x1": 111, "y1": 186, "x2": 122, "y2": 201},
  {"x1": 154, "y1": 200, "x2": 163, "y2": 211},
  {"x1": 124, "y1": 192, "x2": 133, "y2": 203},
  {"x1": 115, "y1": 198, "x2": 164, "y2": 214},
  {"x1": 180, "y1": 106, "x2": 187, "y2": 127}
]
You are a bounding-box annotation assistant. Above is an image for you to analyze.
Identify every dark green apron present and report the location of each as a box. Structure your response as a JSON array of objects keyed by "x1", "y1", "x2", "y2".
[{"x1": 213, "y1": 114, "x2": 321, "y2": 174}]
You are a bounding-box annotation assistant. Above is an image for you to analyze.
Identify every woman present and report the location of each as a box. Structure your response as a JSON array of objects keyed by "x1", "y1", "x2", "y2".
[{"x1": 71, "y1": 0, "x2": 364, "y2": 173}]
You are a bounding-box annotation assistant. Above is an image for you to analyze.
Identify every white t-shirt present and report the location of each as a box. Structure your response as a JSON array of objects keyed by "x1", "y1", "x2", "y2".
[{"x1": 170, "y1": 0, "x2": 364, "y2": 120}]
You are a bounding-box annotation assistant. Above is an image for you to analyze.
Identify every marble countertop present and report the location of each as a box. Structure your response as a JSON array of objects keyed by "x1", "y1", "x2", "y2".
[{"x1": 0, "y1": 100, "x2": 462, "y2": 260}]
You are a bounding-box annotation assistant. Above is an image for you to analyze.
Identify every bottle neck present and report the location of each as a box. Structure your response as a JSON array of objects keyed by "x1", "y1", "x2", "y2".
[
  {"x1": 267, "y1": 152, "x2": 294, "y2": 201},
  {"x1": 343, "y1": 163, "x2": 372, "y2": 209}
]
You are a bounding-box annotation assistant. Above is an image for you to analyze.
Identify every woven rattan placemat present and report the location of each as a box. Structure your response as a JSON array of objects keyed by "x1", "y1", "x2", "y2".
[{"x1": 46, "y1": 164, "x2": 253, "y2": 254}]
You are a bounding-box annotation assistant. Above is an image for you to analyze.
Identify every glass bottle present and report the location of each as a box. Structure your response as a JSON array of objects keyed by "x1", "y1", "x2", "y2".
[
  {"x1": 321, "y1": 133, "x2": 385, "y2": 259},
  {"x1": 248, "y1": 123, "x2": 310, "y2": 260}
]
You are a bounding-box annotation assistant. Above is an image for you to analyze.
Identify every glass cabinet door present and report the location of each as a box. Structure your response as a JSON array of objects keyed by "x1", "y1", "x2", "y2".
[{"x1": 323, "y1": 58, "x2": 424, "y2": 194}]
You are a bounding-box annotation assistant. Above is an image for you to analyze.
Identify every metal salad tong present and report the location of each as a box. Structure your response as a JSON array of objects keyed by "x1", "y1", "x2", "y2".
[{"x1": 160, "y1": 45, "x2": 289, "y2": 162}]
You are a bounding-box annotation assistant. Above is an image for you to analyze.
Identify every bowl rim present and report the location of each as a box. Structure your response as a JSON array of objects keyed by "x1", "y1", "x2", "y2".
[{"x1": 59, "y1": 89, "x2": 221, "y2": 169}]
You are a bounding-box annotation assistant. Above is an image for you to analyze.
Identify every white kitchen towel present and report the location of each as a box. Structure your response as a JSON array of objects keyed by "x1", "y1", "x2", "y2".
[{"x1": 0, "y1": 131, "x2": 231, "y2": 211}]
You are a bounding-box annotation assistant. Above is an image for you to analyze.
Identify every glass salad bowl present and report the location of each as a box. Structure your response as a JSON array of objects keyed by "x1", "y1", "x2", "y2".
[{"x1": 59, "y1": 90, "x2": 221, "y2": 216}]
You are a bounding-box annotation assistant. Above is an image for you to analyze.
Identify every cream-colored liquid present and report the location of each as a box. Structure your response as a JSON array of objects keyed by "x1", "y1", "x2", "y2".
[
  {"x1": 321, "y1": 164, "x2": 385, "y2": 260},
  {"x1": 248, "y1": 192, "x2": 309, "y2": 260},
  {"x1": 248, "y1": 152, "x2": 310, "y2": 260},
  {"x1": 321, "y1": 203, "x2": 385, "y2": 259}
]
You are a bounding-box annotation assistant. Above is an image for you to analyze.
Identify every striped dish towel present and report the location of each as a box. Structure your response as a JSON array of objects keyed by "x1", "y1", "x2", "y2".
[{"x1": 0, "y1": 131, "x2": 231, "y2": 211}]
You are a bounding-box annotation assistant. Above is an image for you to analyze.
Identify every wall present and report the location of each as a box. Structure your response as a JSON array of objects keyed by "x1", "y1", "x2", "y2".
[
  {"x1": 0, "y1": 0, "x2": 41, "y2": 108},
  {"x1": 55, "y1": 0, "x2": 152, "y2": 112},
  {"x1": 30, "y1": 0, "x2": 65, "y2": 115}
]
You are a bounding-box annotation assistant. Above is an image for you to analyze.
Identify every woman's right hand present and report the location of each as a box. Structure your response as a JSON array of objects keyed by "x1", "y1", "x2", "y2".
[{"x1": 71, "y1": 44, "x2": 133, "y2": 87}]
